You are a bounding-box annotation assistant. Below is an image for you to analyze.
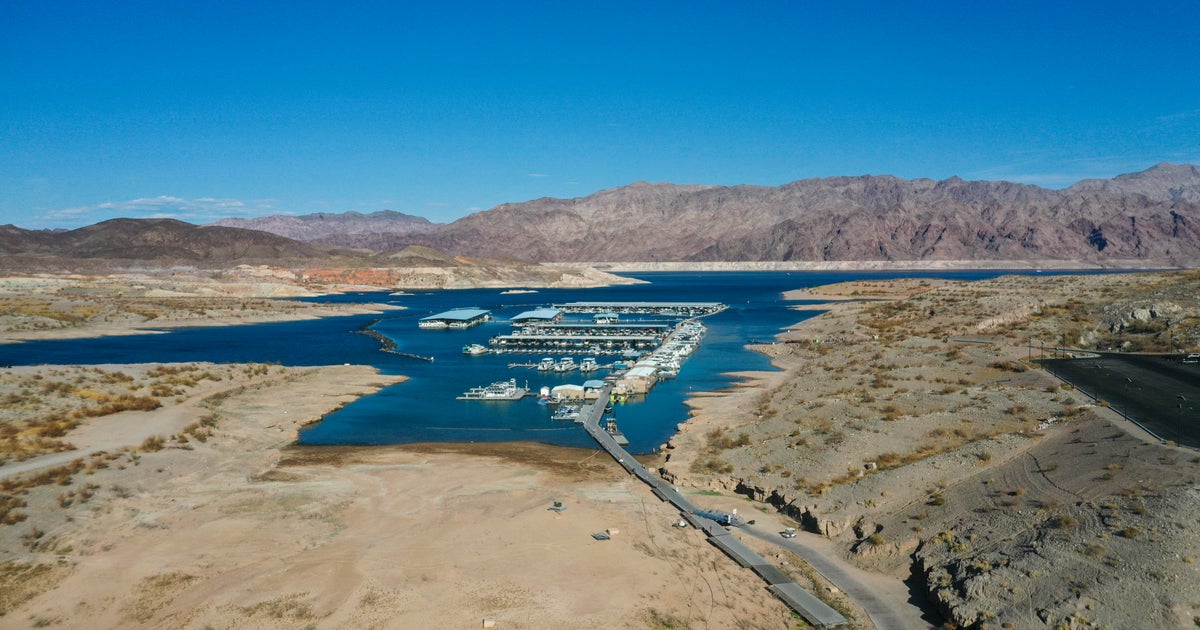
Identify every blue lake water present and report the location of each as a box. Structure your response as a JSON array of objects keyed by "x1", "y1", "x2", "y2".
[{"x1": 0, "y1": 270, "x2": 1118, "y2": 453}]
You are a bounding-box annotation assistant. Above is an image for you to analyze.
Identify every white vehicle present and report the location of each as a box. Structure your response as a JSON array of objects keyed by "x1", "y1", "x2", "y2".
[{"x1": 780, "y1": 528, "x2": 797, "y2": 539}]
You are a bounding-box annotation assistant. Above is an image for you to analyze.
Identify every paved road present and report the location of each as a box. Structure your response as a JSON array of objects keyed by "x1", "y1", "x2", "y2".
[
  {"x1": 578, "y1": 385, "x2": 848, "y2": 627},
  {"x1": 1042, "y1": 353, "x2": 1200, "y2": 446},
  {"x1": 739, "y1": 524, "x2": 937, "y2": 630},
  {"x1": 578, "y1": 381, "x2": 941, "y2": 628}
]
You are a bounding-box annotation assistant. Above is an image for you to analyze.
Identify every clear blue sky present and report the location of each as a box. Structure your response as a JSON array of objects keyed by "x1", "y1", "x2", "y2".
[{"x1": 3, "y1": 1, "x2": 1199, "y2": 228}]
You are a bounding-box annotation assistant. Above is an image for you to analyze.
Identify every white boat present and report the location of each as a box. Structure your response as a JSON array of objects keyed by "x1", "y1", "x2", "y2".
[
  {"x1": 457, "y1": 379, "x2": 528, "y2": 401},
  {"x1": 604, "y1": 417, "x2": 629, "y2": 446},
  {"x1": 555, "y1": 357, "x2": 577, "y2": 372},
  {"x1": 551, "y1": 405, "x2": 580, "y2": 421},
  {"x1": 462, "y1": 343, "x2": 488, "y2": 355},
  {"x1": 537, "y1": 357, "x2": 556, "y2": 371},
  {"x1": 579, "y1": 357, "x2": 599, "y2": 372}
]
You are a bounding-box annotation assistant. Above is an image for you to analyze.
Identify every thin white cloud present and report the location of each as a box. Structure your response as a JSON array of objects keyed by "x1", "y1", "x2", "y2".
[
  {"x1": 527, "y1": 173, "x2": 550, "y2": 178},
  {"x1": 37, "y1": 196, "x2": 279, "y2": 228},
  {"x1": 967, "y1": 153, "x2": 1198, "y2": 190},
  {"x1": 1154, "y1": 109, "x2": 1200, "y2": 124}
]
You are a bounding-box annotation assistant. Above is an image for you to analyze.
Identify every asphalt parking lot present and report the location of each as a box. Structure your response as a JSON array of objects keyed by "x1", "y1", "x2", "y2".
[{"x1": 1041, "y1": 353, "x2": 1200, "y2": 447}]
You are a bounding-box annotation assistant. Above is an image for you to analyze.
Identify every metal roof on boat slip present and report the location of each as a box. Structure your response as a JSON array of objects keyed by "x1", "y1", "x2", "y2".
[
  {"x1": 419, "y1": 308, "x2": 491, "y2": 321},
  {"x1": 511, "y1": 308, "x2": 562, "y2": 321},
  {"x1": 553, "y1": 301, "x2": 722, "y2": 308}
]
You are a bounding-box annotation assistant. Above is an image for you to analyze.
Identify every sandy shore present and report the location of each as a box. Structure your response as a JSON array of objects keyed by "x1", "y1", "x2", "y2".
[
  {"x1": 0, "y1": 364, "x2": 797, "y2": 628},
  {"x1": 6, "y1": 269, "x2": 1199, "y2": 629}
]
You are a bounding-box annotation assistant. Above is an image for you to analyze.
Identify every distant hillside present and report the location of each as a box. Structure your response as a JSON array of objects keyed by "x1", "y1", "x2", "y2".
[
  {"x1": 232, "y1": 163, "x2": 1198, "y2": 266},
  {"x1": 213, "y1": 210, "x2": 438, "y2": 246},
  {"x1": 0, "y1": 218, "x2": 333, "y2": 264},
  {"x1": 0, "y1": 218, "x2": 633, "y2": 290},
  {"x1": 1068, "y1": 162, "x2": 1200, "y2": 204}
]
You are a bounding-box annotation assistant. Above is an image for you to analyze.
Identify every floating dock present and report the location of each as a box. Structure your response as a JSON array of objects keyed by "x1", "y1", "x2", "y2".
[
  {"x1": 511, "y1": 308, "x2": 562, "y2": 324},
  {"x1": 552, "y1": 301, "x2": 726, "y2": 317},
  {"x1": 419, "y1": 308, "x2": 492, "y2": 329},
  {"x1": 490, "y1": 332, "x2": 661, "y2": 354}
]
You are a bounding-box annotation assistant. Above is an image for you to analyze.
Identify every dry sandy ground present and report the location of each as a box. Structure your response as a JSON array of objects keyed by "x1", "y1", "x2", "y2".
[
  {"x1": 8, "y1": 270, "x2": 1199, "y2": 629},
  {"x1": 0, "y1": 274, "x2": 402, "y2": 345},
  {"x1": 0, "y1": 364, "x2": 797, "y2": 629},
  {"x1": 658, "y1": 271, "x2": 1200, "y2": 629}
]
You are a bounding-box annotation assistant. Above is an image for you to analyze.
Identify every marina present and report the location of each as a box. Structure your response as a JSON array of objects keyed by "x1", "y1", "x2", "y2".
[{"x1": 0, "y1": 270, "x2": 1061, "y2": 453}]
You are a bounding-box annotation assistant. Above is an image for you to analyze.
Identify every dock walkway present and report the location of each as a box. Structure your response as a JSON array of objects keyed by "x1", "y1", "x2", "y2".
[{"x1": 578, "y1": 384, "x2": 847, "y2": 628}]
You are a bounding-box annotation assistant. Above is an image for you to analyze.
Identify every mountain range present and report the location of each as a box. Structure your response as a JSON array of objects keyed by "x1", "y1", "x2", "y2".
[
  {"x1": 221, "y1": 163, "x2": 1200, "y2": 265},
  {"x1": 3, "y1": 164, "x2": 1199, "y2": 268}
]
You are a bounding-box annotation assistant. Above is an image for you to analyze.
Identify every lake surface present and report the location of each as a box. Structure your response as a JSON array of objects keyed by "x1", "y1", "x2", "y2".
[{"x1": 0, "y1": 270, "x2": 1126, "y2": 453}]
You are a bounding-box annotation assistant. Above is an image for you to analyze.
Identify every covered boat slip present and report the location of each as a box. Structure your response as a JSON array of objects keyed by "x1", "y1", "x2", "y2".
[
  {"x1": 418, "y1": 308, "x2": 492, "y2": 329},
  {"x1": 513, "y1": 322, "x2": 672, "y2": 335},
  {"x1": 489, "y1": 333, "x2": 662, "y2": 352},
  {"x1": 552, "y1": 301, "x2": 726, "y2": 317},
  {"x1": 510, "y1": 307, "x2": 563, "y2": 324}
]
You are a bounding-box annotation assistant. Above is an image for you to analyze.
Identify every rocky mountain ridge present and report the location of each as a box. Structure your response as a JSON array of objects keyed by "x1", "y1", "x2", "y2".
[
  {"x1": 204, "y1": 163, "x2": 1200, "y2": 266},
  {"x1": 212, "y1": 209, "x2": 438, "y2": 244},
  {"x1": 0, "y1": 218, "x2": 632, "y2": 290}
]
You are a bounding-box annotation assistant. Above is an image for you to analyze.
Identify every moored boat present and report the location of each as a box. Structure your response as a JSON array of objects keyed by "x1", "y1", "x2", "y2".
[
  {"x1": 457, "y1": 378, "x2": 528, "y2": 401},
  {"x1": 555, "y1": 357, "x2": 577, "y2": 372},
  {"x1": 551, "y1": 405, "x2": 581, "y2": 421},
  {"x1": 604, "y1": 416, "x2": 629, "y2": 446}
]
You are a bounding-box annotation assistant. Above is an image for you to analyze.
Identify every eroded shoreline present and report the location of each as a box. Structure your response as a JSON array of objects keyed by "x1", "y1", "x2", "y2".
[{"x1": 4, "y1": 270, "x2": 1199, "y2": 628}]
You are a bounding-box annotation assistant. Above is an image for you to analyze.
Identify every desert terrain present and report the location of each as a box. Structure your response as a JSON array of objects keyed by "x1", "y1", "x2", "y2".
[
  {"x1": 0, "y1": 361, "x2": 805, "y2": 628},
  {"x1": 0, "y1": 274, "x2": 805, "y2": 629},
  {"x1": 661, "y1": 270, "x2": 1200, "y2": 629},
  {"x1": 2, "y1": 269, "x2": 1199, "y2": 629}
]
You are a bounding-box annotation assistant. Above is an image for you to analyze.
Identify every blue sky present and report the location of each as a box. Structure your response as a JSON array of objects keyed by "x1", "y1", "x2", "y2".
[{"x1": 3, "y1": 1, "x2": 1199, "y2": 228}]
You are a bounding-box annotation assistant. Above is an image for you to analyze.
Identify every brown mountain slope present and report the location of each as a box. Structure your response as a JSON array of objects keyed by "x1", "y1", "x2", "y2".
[
  {"x1": 1068, "y1": 162, "x2": 1200, "y2": 203},
  {"x1": 395, "y1": 165, "x2": 1200, "y2": 264},
  {"x1": 0, "y1": 218, "x2": 333, "y2": 263},
  {"x1": 213, "y1": 210, "x2": 438, "y2": 245},
  {"x1": 0, "y1": 219, "x2": 636, "y2": 291}
]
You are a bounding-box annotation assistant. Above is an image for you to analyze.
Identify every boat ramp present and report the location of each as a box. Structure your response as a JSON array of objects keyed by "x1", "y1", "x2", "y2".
[{"x1": 578, "y1": 384, "x2": 847, "y2": 628}]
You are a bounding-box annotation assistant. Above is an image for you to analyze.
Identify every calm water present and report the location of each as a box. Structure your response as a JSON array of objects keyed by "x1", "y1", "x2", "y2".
[{"x1": 0, "y1": 270, "x2": 1119, "y2": 453}]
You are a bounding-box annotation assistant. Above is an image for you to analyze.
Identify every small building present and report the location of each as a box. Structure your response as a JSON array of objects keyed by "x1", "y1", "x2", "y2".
[
  {"x1": 582, "y1": 379, "x2": 607, "y2": 399},
  {"x1": 551, "y1": 384, "x2": 585, "y2": 401},
  {"x1": 419, "y1": 308, "x2": 492, "y2": 329},
  {"x1": 512, "y1": 308, "x2": 562, "y2": 325},
  {"x1": 617, "y1": 365, "x2": 658, "y2": 394}
]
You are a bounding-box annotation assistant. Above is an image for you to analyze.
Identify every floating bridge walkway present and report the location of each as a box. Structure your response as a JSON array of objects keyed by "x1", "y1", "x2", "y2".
[{"x1": 578, "y1": 384, "x2": 848, "y2": 628}]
